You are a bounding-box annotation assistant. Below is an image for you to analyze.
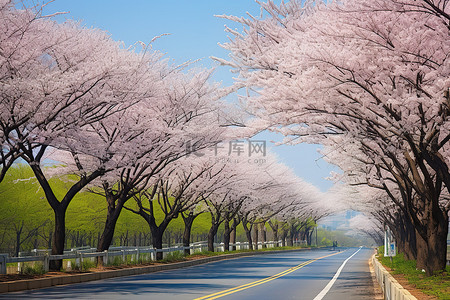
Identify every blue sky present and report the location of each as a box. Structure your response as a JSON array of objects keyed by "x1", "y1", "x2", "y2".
[{"x1": 42, "y1": 0, "x2": 339, "y2": 192}]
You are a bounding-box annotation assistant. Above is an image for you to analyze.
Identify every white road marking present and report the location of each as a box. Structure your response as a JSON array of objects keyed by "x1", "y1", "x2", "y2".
[{"x1": 312, "y1": 247, "x2": 363, "y2": 300}]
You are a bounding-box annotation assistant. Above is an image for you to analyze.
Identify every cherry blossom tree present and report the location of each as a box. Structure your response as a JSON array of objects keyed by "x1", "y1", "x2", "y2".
[
  {"x1": 322, "y1": 135, "x2": 442, "y2": 263},
  {"x1": 0, "y1": 1, "x2": 142, "y2": 182},
  {"x1": 202, "y1": 160, "x2": 250, "y2": 252},
  {"x1": 0, "y1": 0, "x2": 173, "y2": 270},
  {"x1": 348, "y1": 214, "x2": 384, "y2": 246},
  {"x1": 219, "y1": 153, "x2": 322, "y2": 250},
  {"x1": 123, "y1": 153, "x2": 222, "y2": 260},
  {"x1": 178, "y1": 154, "x2": 241, "y2": 254},
  {"x1": 217, "y1": 0, "x2": 449, "y2": 274},
  {"x1": 331, "y1": 166, "x2": 421, "y2": 259},
  {"x1": 238, "y1": 166, "x2": 302, "y2": 249},
  {"x1": 0, "y1": 0, "x2": 64, "y2": 181},
  {"x1": 89, "y1": 67, "x2": 226, "y2": 258},
  {"x1": 22, "y1": 41, "x2": 165, "y2": 269}
]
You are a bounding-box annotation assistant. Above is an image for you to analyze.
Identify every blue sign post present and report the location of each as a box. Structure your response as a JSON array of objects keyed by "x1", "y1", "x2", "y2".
[{"x1": 384, "y1": 228, "x2": 396, "y2": 257}]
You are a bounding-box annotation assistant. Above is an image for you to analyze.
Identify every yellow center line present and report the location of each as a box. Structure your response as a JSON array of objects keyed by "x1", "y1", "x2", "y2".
[{"x1": 194, "y1": 251, "x2": 342, "y2": 300}]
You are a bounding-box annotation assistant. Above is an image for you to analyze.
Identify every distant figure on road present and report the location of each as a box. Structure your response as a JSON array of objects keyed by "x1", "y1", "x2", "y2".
[{"x1": 332, "y1": 240, "x2": 338, "y2": 251}]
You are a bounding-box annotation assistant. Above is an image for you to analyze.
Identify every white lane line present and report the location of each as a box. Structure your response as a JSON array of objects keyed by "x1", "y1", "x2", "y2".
[{"x1": 312, "y1": 247, "x2": 363, "y2": 300}]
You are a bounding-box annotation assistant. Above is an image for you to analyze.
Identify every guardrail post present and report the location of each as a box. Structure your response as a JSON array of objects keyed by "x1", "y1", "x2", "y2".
[
  {"x1": 17, "y1": 252, "x2": 22, "y2": 273},
  {"x1": 103, "y1": 250, "x2": 108, "y2": 265},
  {"x1": 43, "y1": 254, "x2": 49, "y2": 273},
  {"x1": 80, "y1": 253, "x2": 84, "y2": 271},
  {"x1": 122, "y1": 250, "x2": 126, "y2": 263},
  {"x1": 136, "y1": 248, "x2": 140, "y2": 263}
]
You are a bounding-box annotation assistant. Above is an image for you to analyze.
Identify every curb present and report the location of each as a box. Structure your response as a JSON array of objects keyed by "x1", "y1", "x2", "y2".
[
  {"x1": 0, "y1": 247, "x2": 311, "y2": 294},
  {"x1": 368, "y1": 254, "x2": 384, "y2": 299},
  {"x1": 371, "y1": 254, "x2": 417, "y2": 300}
]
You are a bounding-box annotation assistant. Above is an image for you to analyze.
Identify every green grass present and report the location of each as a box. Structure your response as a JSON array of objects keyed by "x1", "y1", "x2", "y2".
[
  {"x1": 80, "y1": 259, "x2": 97, "y2": 271},
  {"x1": 20, "y1": 262, "x2": 46, "y2": 275},
  {"x1": 378, "y1": 247, "x2": 450, "y2": 299},
  {"x1": 188, "y1": 251, "x2": 219, "y2": 257},
  {"x1": 159, "y1": 251, "x2": 187, "y2": 263},
  {"x1": 107, "y1": 255, "x2": 127, "y2": 267}
]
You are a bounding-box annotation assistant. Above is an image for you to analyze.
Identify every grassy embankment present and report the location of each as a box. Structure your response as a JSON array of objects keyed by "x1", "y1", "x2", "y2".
[{"x1": 377, "y1": 247, "x2": 450, "y2": 299}]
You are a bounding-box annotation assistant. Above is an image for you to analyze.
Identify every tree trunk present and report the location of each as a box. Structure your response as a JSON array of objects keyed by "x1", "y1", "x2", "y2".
[
  {"x1": 287, "y1": 236, "x2": 293, "y2": 247},
  {"x1": 50, "y1": 208, "x2": 66, "y2": 271},
  {"x1": 299, "y1": 229, "x2": 305, "y2": 241},
  {"x1": 396, "y1": 213, "x2": 417, "y2": 261},
  {"x1": 280, "y1": 229, "x2": 288, "y2": 247},
  {"x1": 392, "y1": 222, "x2": 408, "y2": 260},
  {"x1": 403, "y1": 223, "x2": 417, "y2": 261},
  {"x1": 287, "y1": 227, "x2": 294, "y2": 247},
  {"x1": 253, "y1": 225, "x2": 259, "y2": 250},
  {"x1": 146, "y1": 217, "x2": 171, "y2": 261},
  {"x1": 14, "y1": 221, "x2": 23, "y2": 257},
  {"x1": 306, "y1": 228, "x2": 314, "y2": 246},
  {"x1": 223, "y1": 220, "x2": 231, "y2": 252},
  {"x1": 15, "y1": 234, "x2": 21, "y2": 257},
  {"x1": 261, "y1": 223, "x2": 267, "y2": 248},
  {"x1": 48, "y1": 231, "x2": 52, "y2": 249},
  {"x1": 268, "y1": 221, "x2": 279, "y2": 247},
  {"x1": 243, "y1": 222, "x2": 253, "y2": 250},
  {"x1": 128, "y1": 196, "x2": 173, "y2": 261},
  {"x1": 230, "y1": 219, "x2": 237, "y2": 251},
  {"x1": 182, "y1": 213, "x2": 196, "y2": 255},
  {"x1": 27, "y1": 150, "x2": 103, "y2": 271},
  {"x1": 152, "y1": 229, "x2": 164, "y2": 260},
  {"x1": 29, "y1": 162, "x2": 67, "y2": 271},
  {"x1": 96, "y1": 197, "x2": 125, "y2": 265},
  {"x1": 208, "y1": 223, "x2": 220, "y2": 252},
  {"x1": 415, "y1": 211, "x2": 448, "y2": 275}
]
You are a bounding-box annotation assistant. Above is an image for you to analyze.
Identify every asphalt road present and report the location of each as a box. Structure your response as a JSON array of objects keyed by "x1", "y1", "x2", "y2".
[{"x1": 2, "y1": 247, "x2": 376, "y2": 300}]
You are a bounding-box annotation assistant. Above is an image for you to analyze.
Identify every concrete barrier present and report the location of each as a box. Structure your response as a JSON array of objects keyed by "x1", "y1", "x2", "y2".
[
  {"x1": 371, "y1": 254, "x2": 417, "y2": 300},
  {"x1": 0, "y1": 247, "x2": 312, "y2": 294}
]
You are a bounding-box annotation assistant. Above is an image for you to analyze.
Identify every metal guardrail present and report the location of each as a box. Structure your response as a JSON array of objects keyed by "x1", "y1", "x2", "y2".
[{"x1": 0, "y1": 240, "x2": 303, "y2": 274}]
